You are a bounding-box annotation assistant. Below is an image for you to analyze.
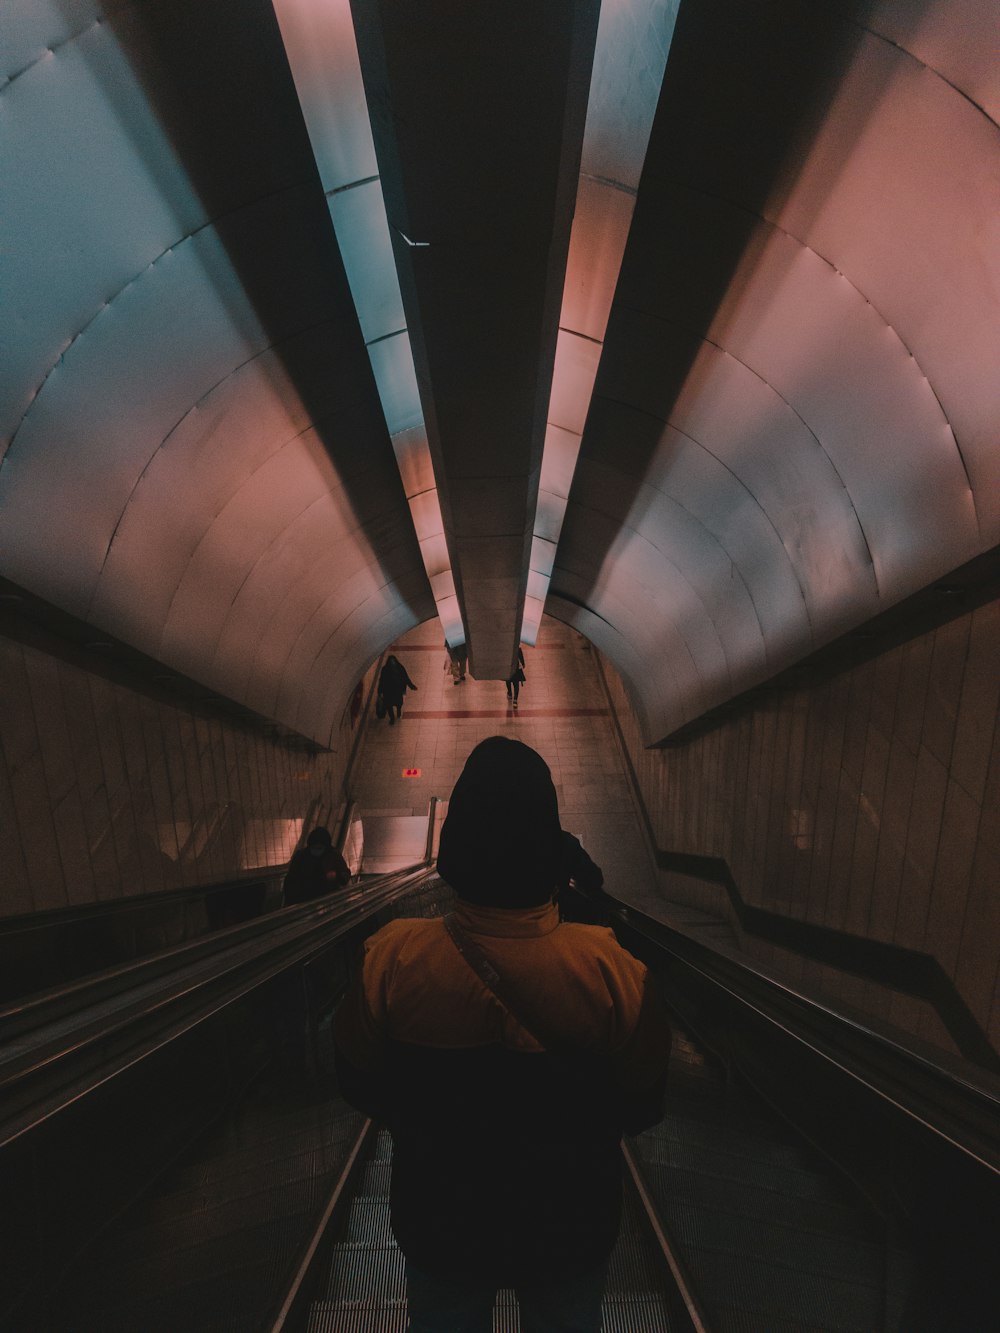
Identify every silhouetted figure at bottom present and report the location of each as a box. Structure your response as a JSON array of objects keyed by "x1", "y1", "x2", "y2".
[{"x1": 334, "y1": 736, "x2": 671, "y2": 1332}]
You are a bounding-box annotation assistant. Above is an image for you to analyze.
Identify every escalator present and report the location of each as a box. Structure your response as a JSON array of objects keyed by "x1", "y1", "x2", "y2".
[
  {"x1": 3, "y1": 831, "x2": 998, "y2": 1331},
  {"x1": 282, "y1": 949, "x2": 916, "y2": 1333}
]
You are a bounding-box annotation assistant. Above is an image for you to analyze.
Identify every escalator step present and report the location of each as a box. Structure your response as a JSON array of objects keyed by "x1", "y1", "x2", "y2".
[
  {"x1": 601, "y1": 1299, "x2": 681, "y2": 1332},
  {"x1": 310, "y1": 1293, "x2": 677, "y2": 1333},
  {"x1": 316, "y1": 1146, "x2": 682, "y2": 1330},
  {"x1": 356, "y1": 1158, "x2": 392, "y2": 1196},
  {"x1": 308, "y1": 1304, "x2": 406, "y2": 1332},
  {"x1": 367, "y1": 1127, "x2": 394, "y2": 1164},
  {"x1": 342, "y1": 1197, "x2": 395, "y2": 1245},
  {"x1": 324, "y1": 1241, "x2": 406, "y2": 1305}
]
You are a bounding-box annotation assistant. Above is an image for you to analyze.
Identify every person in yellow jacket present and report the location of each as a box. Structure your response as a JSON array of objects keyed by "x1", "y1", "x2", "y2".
[{"x1": 334, "y1": 736, "x2": 671, "y2": 1333}]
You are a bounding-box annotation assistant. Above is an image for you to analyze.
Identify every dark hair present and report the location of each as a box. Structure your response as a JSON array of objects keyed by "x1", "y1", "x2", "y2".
[
  {"x1": 437, "y1": 737, "x2": 561, "y2": 907},
  {"x1": 306, "y1": 826, "x2": 333, "y2": 849}
]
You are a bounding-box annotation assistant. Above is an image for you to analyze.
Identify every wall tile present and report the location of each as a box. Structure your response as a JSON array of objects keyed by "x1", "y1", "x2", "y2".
[
  {"x1": 748, "y1": 704, "x2": 778, "y2": 902},
  {"x1": 58, "y1": 663, "x2": 106, "y2": 810},
  {"x1": 94, "y1": 680, "x2": 142, "y2": 898},
  {"x1": 869, "y1": 643, "x2": 903, "y2": 742},
  {"x1": 894, "y1": 635, "x2": 934, "y2": 755},
  {"x1": 826, "y1": 767, "x2": 861, "y2": 931},
  {"x1": 25, "y1": 651, "x2": 77, "y2": 806},
  {"x1": 955, "y1": 719, "x2": 1000, "y2": 1029},
  {"x1": 762, "y1": 697, "x2": 794, "y2": 908},
  {"x1": 141, "y1": 700, "x2": 180, "y2": 875},
  {"x1": 82, "y1": 784, "x2": 121, "y2": 902},
  {"x1": 924, "y1": 778, "x2": 979, "y2": 975},
  {"x1": 841, "y1": 659, "x2": 874, "y2": 788},
  {"x1": 894, "y1": 746, "x2": 948, "y2": 950},
  {"x1": 53, "y1": 786, "x2": 98, "y2": 905},
  {"x1": 868, "y1": 736, "x2": 917, "y2": 941},
  {"x1": 950, "y1": 603, "x2": 1000, "y2": 803},
  {"x1": 117, "y1": 692, "x2": 165, "y2": 895},
  {"x1": 10, "y1": 751, "x2": 66, "y2": 910},
  {"x1": 779, "y1": 698, "x2": 810, "y2": 897},
  {"x1": 0, "y1": 642, "x2": 44, "y2": 774},
  {"x1": 597, "y1": 592, "x2": 1000, "y2": 1063},
  {"x1": 808, "y1": 675, "x2": 849, "y2": 922},
  {"x1": 921, "y1": 617, "x2": 970, "y2": 769},
  {"x1": 1, "y1": 635, "x2": 352, "y2": 918},
  {"x1": 0, "y1": 738, "x2": 33, "y2": 915},
  {"x1": 844, "y1": 723, "x2": 889, "y2": 936}
]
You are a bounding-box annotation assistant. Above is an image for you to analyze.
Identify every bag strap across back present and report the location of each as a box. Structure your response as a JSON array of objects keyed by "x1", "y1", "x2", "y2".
[{"x1": 442, "y1": 912, "x2": 569, "y2": 1056}]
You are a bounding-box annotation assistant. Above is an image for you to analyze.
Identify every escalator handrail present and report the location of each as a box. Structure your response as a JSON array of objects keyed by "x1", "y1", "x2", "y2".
[
  {"x1": 0, "y1": 860, "x2": 439, "y2": 1149},
  {"x1": 0, "y1": 863, "x2": 421, "y2": 1036},
  {"x1": 599, "y1": 891, "x2": 1000, "y2": 1175},
  {"x1": 0, "y1": 797, "x2": 437, "y2": 1036}
]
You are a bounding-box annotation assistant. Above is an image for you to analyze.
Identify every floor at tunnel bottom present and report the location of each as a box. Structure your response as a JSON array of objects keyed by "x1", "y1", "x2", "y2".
[{"x1": 351, "y1": 618, "x2": 661, "y2": 913}]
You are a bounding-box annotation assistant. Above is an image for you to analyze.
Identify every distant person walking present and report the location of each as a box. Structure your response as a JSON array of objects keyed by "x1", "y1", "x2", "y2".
[
  {"x1": 282, "y1": 827, "x2": 350, "y2": 904},
  {"x1": 378, "y1": 653, "x2": 418, "y2": 725},
  {"x1": 444, "y1": 640, "x2": 468, "y2": 685},
  {"x1": 505, "y1": 645, "x2": 525, "y2": 708}
]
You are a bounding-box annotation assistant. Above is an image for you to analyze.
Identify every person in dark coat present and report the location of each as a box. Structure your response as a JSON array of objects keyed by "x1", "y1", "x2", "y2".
[
  {"x1": 334, "y1": 736, "x2": 671, "y2": 1332},
  {"x1": 378, "y1": 654, "x2": 417, "y2": 725},
  {"x1": 444, "y1": 639, "x2": 468, "y2": 684},
  {"x1": 505, "y1": 645, "x2": 526, "y2": 708},
  {"x1": 282, "y1": 827, "x2": 350, "y2": 904}
]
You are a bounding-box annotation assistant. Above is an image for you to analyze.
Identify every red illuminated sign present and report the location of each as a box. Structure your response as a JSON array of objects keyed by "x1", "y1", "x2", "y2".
[{"x1": 403, "y1": 767, "x2": 422, "y2": 778}]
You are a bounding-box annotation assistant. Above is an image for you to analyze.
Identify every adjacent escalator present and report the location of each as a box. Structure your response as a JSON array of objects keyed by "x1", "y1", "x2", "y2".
[{"x1": 4, "y1": 854, "x2": 998, "y2": 1332}]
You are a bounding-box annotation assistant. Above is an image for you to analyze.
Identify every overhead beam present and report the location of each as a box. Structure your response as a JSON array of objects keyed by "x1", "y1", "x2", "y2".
[{"x1": 351, "y1": 0, "x2": 599, "y2": 677}]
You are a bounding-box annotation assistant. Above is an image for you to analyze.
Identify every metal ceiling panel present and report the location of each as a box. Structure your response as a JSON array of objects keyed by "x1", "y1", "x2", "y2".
[
  {"x1": 328, "y1": 182, "x2": 404, "y2": 345},
  {"x1": 3, "y1": 0, "x2": 105, "y2": 80},
  {"x1": 2, "y1": 18, "x2": 204, "y2": 448},
  {"x1": 1, "y1": 0, "x2": 434, "y2": 746},
  {"x1": 559, "y1": 178, "x2": 637, "y2": 345},
  {"x1": 365, "y1": 334, "x2": 423, "y2": 436},
  {"x1": 861, "y1": 0, "x2": 1000, "y2": 124},
  {"x1": 553, "y1": 0, "x2": 1000, "y2": 741},
  {"x1": 561, "y1": 452, "x2": 775, "y2": 679},
  {"x1": 88, "y1": 343, "x2": 322, "y2": 651},
  {"x1": 760, "y1": 26, "x2": 1000, "y2": 541},
  {"x1": 5, "y1": 0, "x2": 997, "y2": 754},
  {"x1": 269, "y1": 0, "x2": 378, "y2": 190}
]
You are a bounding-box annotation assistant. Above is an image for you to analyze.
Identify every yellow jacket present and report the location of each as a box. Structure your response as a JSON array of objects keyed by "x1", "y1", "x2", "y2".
[{"x1": 334, "y1": 898, "x2": 671, "y2": 1282}]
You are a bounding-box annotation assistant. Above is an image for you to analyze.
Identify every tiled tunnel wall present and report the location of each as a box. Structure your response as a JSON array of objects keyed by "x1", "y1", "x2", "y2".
[
  {"x1": 598, "y1": 600, "x2": 1000, "y2": 1056},
  {"x1": 0, "y1": 634, "x2": 375, "y2": 918}
]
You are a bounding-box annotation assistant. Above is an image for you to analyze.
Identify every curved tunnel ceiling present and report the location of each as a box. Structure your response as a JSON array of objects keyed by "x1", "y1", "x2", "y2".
[
  {"x1": 2, "y1": 0, "x2": 998, "y2": 749},
  {"x1": 1, "y1": 0, "x2": 437, "y2": 747},
  {"x1": 550, "y1": 0, "x2": 1000, "y2": 741}
]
